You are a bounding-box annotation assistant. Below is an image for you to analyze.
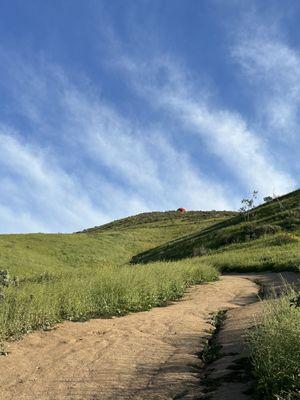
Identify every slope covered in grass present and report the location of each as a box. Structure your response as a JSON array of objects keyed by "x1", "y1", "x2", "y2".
[
  {"x1": 132, "y1": 189, "x2": 300, "y2": 267},
  {"x1": 0, "y1": 210, "x2": 233, "y2": 280},
  {"x1": 0, "y1": 211, "x2": 234, "y2": 341}
]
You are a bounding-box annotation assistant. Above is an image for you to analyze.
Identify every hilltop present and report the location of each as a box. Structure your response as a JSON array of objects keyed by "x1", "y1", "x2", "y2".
[
  {"x1": 78, "y1": 210, "x2": 235, "y2": 233},
  {"x1": 131, "y1": 189, "x2": 300, "y2": 266}
]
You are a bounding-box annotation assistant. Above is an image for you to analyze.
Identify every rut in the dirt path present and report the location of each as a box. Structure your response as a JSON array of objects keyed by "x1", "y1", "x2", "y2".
[{"x1": 0, "y1": 272, "x2": 298, "y2": 400}]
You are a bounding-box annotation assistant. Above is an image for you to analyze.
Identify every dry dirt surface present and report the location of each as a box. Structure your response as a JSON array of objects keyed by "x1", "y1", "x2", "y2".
[{"x1": 0, "y1": 272, "x2": 298, "y2": 400}]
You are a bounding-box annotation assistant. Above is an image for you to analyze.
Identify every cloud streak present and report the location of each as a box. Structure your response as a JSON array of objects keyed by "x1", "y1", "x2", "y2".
[
  {"x1": 0, "y1": 127, "x2": 106, "y2": 233},
  {"x1": 232, "y1": 22, "x2": 300, "y2": 141},
  {"x1": 0, "y1": 53, "x2": 234, "y2": 233},
  {"x1": 114, "y1": 55, "x2": 296, "y2": 197}
]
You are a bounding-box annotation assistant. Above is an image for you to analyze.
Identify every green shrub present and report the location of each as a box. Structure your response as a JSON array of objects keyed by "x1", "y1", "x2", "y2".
[
  {"x1": 0, "y1": 270, "x2": 10, "y2": 287},
  {"x1": 280, "y1": 210, "x2": 300, "y2": 230},
  {"x1": 268, "y1": 233, "x2": 299, "y2": 247},
  {"x1": 213, "y1": 223, "x2": 282, "y2": 247}
]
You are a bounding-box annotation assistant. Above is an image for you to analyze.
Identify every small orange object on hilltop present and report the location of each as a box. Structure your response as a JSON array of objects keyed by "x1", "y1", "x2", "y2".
[{"x1": 177, "y1": 207, "x2": 187, "y2": 214}]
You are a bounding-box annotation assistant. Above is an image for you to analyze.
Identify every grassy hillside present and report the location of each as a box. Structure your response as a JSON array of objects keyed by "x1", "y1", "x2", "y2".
[
  {"x1": 131, "y1": 189, "x2": 300, "y2": 271},
  {"x1": 0, "y1": 210, "x2": 235, "y2": 341},
  {"x1": 0, "y1": 210, "x2": 233, "y2": 280}
]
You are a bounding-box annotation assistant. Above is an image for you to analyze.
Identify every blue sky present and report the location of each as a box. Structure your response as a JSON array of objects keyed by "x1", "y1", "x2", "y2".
[{"x1": 0, "y1": 0, "x2": 299, "y2": 233}]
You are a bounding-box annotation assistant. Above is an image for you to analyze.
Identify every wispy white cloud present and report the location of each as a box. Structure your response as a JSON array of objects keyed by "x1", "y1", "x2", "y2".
[
  {"x1": 61, "y1": 85, "x2": 233, "y2": 210},
  {"x1": 231, "y1": 14, "x2": 300, "y2": 141},
  {"x1": 0, "y1": 52, "x2": 234, "y2": 233},
  {"x1": 0, "y1": 203, "x2": 47, "y2": 233},
  {"x1": 114, "y1": 55, "x2": 296, "y2": 197},
  {"x1": 0, "y1": 128, "x2": 107, "y2": 233},
  {"x1": 62, "y1": 89, "x2": 162, "y2": 192}
]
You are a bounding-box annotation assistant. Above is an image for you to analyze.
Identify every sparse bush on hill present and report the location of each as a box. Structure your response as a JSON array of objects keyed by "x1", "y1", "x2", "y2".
[
  {"x1": 280, "y1": 209, "x2": 300, "y2": 230},
  {"x1": 263, "y1": 196, "x2": 273, "y2": 203},
  {"x1": 192, "y1": 245, "x2": 210, "y2": 257},
  {"x1": 239, "y1": 190, "x2": 258, "y2": 221},
  {"x1": 0, "y1": 270, "x2": 18, "y2": 304},
  {"x1": 0, "y1": 270, "x2": 10, "y2": 287}
]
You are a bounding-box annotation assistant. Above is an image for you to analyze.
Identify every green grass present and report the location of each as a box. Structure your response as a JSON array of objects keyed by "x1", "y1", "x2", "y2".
[
  {"x1": 0, "y1": 210, "x2": 233, "y2": 280},
  {"x1": 201, "y1": 233, "x2": 300, "y2": 272},
  {"x1": 79, "y1": 210, "x2": 236, "y2": 233},
  {"x1": 248, "y1": 287, "x2": 300, "y2": 399},
  {"x1": 0, "y1": 259, "x2": 218, "y2": 342},
  {"x1": 132, "y1": 189, "x2": 300, "y2": 264}
]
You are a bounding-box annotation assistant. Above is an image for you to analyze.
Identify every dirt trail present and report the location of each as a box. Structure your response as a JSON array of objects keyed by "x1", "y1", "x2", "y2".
[
  {"x1": 0, "y1": 272, "x2": 298, "y2": 400},
  {"x1": 206, "y1": 272, "x2": 300, "y2": 400}
]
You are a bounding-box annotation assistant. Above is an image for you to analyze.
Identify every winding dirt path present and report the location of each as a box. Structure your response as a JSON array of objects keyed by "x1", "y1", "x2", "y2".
[{"x1": 0, "y1": 272, "x2": 298, "y2": 400}]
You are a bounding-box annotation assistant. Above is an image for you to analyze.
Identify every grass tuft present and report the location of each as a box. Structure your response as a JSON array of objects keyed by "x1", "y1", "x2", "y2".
[{"x1": 247, "y1": 286, "x2": 300, "y2": 399}]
